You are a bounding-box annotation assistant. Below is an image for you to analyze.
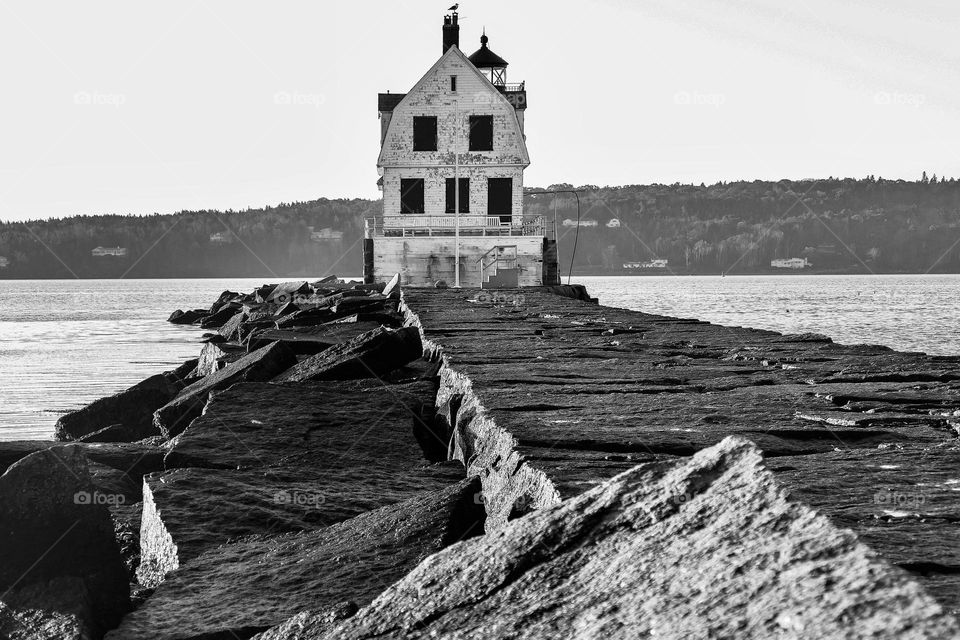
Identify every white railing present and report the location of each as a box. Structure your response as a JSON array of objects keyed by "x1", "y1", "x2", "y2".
[
  {"x1": 366, "y1": 215, "x2": 544, "y2": 238},
  {"x1": 383, "y1": 215, "x2": 502, "y2": 229}
]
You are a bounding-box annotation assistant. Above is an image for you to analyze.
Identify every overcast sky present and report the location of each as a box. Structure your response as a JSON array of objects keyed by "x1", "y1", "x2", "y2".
[{"x1": 1, "y1": 0, "x2": 958, "y2": 222}]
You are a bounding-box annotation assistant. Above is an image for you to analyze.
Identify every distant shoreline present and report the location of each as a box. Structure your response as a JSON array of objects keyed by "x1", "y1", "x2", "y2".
[{"x1": 2, "y1": 270, "x2": 960, "y2": 280}]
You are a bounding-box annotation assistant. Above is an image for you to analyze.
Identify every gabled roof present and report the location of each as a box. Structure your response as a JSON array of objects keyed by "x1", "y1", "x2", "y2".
[{"x1": 377, "y1": 45, "x2": 529, "y2": 167}]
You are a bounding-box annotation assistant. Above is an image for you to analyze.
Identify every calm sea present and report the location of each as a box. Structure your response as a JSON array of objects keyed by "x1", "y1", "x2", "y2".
[{"x1": 1, "y1": 275, "x2": 958, "y2": 440}]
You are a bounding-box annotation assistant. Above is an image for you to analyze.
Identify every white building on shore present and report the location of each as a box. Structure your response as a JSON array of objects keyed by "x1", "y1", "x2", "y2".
[
  {"x1": 624, "y1": 259, "x2": 668, "y2": 269},
  {"x1": 91, "y1": 246, "x2": 128, "y2": 257},
  {"x1": 0, "y1": 256, "x2": 9, "y2": 268},
  {"x1": 771, "y1": 257, "x2": 811, "y2": 269}
]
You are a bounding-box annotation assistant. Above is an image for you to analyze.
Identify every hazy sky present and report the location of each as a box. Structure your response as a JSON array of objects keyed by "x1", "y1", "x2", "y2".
[{"x1": 1, "y1": 0, "x2": 958, "y2": 221}]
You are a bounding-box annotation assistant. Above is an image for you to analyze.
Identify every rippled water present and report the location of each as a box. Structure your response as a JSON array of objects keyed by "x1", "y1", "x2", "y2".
[
  {"x1": 0, "y1": 279, "x2": 274, "y2": 440},
  {"x1": 2, "y1": 275, "x2": 957, "y2": 441},
  {"x1": 579, "y1": 274, "x2": 960, "y2": 356}
]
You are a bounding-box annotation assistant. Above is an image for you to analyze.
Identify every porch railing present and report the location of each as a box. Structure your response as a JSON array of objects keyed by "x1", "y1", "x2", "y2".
[{"x1": 365, "y1": 215, "x2": 544, "y2": 238}]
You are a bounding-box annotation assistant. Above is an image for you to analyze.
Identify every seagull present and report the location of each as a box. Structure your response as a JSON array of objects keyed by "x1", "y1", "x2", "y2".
[{"x1": 448, "y1": 4, "x2": 459, "y2": 10}]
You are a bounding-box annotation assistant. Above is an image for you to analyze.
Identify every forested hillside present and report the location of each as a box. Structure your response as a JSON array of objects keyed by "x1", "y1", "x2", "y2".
[
  {"x1": 2, "y1": 176, "x2": 959, "y2": 278},
  {"x1": 536, "y1": 175, "x2": 960, "y2": 274}
]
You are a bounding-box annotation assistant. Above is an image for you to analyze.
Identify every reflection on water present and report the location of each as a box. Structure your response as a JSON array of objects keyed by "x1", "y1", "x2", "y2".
[
  {"x1": 579, "y1": 274, "x2": 960, "y2": 356},
  {"x1": 2, "y1": 275, "x2": 956, "y2": 441}
]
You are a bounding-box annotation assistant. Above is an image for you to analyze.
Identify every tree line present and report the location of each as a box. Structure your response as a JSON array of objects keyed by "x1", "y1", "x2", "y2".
[{"x1": 2, "y1": 177, "x2": 960, "y2": 278}]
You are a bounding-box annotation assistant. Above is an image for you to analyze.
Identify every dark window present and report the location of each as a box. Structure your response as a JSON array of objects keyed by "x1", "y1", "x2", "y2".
[
  {"x1": 400, "y1": 178, "x2": 425, "y2": 214},
  {"x1": 412, "y1": 116, "x2": 437, "y2": 151},
  {"x1": 469, "y1": 115, "x2": 493, "y2": 151},
  {"x1": 487, "y1": 178, "x2": 512, "y2": 223},
  {"x1": 450, "y1": 75, "x2": 457, "y2": 92},
  {"x1": 445, "y1": 178, "x2": 470, "y2": 213}
]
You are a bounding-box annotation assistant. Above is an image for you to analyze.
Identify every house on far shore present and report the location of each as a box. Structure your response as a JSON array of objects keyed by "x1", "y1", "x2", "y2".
[
  {"x1": 311, "y1": 228, "x2": 344, "y2": 241},
  {"x1": 209, "y1": 231, "x2": 234, "y2": 244},
  {"x1": 771, "y1": 257, "x2": 811, "y2": 269},
  {"x1": 624, "y1": 259, "x2": 668, "y2": 269},
  {"x1": 0, "y1": 256, "x2": 8, "y2": 268},
  {"x1": 91, "y1": 246, "x2": 127, "y2": 257},
  {"x1": 606, "y1": 218, "x2": 621, "y2": 228},
  {"x1": 562, "y1": 218, "x2": 598, "y2": 228}
]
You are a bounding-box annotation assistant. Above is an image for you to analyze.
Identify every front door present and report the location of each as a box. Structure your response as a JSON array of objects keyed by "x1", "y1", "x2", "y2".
[{"x1": 487, "y1": 178, "x2": 512, "y2": 225}]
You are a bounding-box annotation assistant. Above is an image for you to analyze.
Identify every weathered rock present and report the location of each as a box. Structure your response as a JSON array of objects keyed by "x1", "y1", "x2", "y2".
[
  {"x1": 163, "y1": 378, "x2": 444, "y2": 471},
  {"x1": 80, "y1": 423, "x2": 141, "y2": 443},
  {"x1": 168, "y1": 358, "x2": 200, "y2": 384},
  {"x1": 55, "y1": 372, "x2": 183, "y2": 442},
  {"x1": 238, "y1": 319, "x2": 276, "y2": 341},
  {"x1": 433, "y1": 279, "x2": 448, "y2": 289},
  {"x1": 246, "y1": 322, "x2": 385, "y2": 354},
  {"x1": 108, "y1": 478, "x2": 484, "y2": 640},
  {"x1": 251, "y1": 603, "x2": 359, "y2": 640},
  {"x1": 309, "y1": 437, "x2": 957, "y2": 640},
  {"x1": 136, "y1": 461, "x2": 464, "y2": 587},
  {"x1": 0, "y1": 446, "x2": 130, "y2": 638},
  {"x1": 0, "y1": 441, "x2": 165, "y2": 478},
  {"x1": 381, "y1": 273, "x2": 400, "y2": 298},
  {"x1": 198, "y1": 305, "x2": 239, "y2": 329},
  {"x1": 331, "y1": 296, "x2": 385, "y2": 316},
  {"x1": 153, "y1": 341, "x2": 297, "y2": 438},
  {"x1": 167, "y1": 309, "x2": 207, "y2": 325},
  {"x1": 208, "y1": 290, "x2": 241, "y2": 314},
  {"x1": 216, "y1": 310, "x2": 245, "y2": 341},
  {"x1": 266, "y1": 281, "x2": 310, "y2": 304},
  {"x1": 275, "y1": 326, "x2": 421, "y2": 382},
  {"x1": 276, "y1": 306, "x2": 336, "y2": 328},
  {"x1": 194, "y1": 341, "x2": 246, "y2": 377},
  {"x1": 246, "y1": 329, "x2": 338, "y2": 355},
  {"x1": 0, "y1": 578, "x2": 95, "y2": 640}
]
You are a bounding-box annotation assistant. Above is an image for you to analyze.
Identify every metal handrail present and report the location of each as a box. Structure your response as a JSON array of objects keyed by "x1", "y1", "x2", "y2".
[{"x1": 477, "y1": 245, "x2": 518, "y2": 285}]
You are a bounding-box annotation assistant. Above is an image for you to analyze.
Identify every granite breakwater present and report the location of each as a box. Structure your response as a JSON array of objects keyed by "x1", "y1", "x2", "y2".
[{"x1": 0, "y1": 278, "x2": 957, "y2": 639}]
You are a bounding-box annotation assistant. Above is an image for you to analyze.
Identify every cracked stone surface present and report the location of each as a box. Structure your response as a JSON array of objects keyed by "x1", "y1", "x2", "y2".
[
  {"x1": 109, "y1": 478, "x2": 485, "y2": 640},
  {"x1": 402, "y1": 288, "x2": 960, "y2": 613},
  {"x1": 271, "y1": 437, "x2": 957, "y2": 640}
]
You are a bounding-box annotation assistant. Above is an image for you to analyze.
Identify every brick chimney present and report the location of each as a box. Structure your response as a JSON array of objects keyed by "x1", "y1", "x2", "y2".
[{"x1": 443, "y1": 13, "x2": 459, "y2": 54}]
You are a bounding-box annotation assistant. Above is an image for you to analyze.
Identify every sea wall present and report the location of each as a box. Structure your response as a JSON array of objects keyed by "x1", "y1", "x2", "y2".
[{"x1": 0, "y1": 280, "x2": 957, "y2": 639}]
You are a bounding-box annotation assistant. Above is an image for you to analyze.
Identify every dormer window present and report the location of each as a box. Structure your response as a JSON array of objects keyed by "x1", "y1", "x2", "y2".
[{"x1": 412, "y1": 116, "x2": 437, "y2": 151}]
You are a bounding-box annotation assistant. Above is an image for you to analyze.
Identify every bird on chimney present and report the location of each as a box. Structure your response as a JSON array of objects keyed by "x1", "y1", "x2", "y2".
[{"x1": 448, "y1": 4, "x2": 459, "y2": 11}]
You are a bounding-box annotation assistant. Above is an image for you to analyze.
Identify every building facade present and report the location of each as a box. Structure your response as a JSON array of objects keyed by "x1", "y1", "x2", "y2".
[{"x1": 364, "y1": 11, "x2": 557, "y2": 288}]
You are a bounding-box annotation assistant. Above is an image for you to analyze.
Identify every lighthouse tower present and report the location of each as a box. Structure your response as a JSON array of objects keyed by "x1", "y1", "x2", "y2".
[{"x1": 364, "y1": 10, "x2": 558, "y2": 288}]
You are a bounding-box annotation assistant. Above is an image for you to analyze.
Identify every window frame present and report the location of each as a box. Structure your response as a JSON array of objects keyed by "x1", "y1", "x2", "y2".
[
  {"x1": 468, "y1": 115, "x2": 494, "y2": 151},
  {"x1": 400, "y1": 178, "x2": 425, "y2": 214},
  {"x1": 412, "y1": 116, "x2": 438, "y2": 152}
]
